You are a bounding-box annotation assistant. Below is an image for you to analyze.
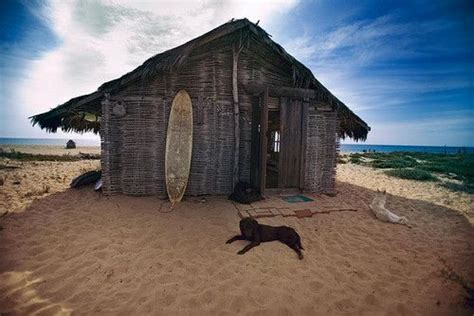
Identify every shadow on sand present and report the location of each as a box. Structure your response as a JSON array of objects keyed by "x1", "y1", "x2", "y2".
[{"x1": 1, "y1": 182, "x2": 473, "y2": 315}]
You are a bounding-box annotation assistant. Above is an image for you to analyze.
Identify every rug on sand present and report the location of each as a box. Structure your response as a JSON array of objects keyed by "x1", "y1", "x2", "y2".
[{"x1": 280, "y1": 194, "x2": 314, "y2": 203}]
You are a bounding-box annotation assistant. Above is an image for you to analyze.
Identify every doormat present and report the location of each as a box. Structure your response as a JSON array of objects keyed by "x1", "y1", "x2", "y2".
[{"x1": 280, "y1": 194, "x2": 314, "y2": 203}]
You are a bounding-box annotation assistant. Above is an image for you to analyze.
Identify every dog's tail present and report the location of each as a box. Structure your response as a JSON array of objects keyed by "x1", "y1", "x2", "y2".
[{"x1": 297, "y1": 237, "x2": 304, "y2": 250}]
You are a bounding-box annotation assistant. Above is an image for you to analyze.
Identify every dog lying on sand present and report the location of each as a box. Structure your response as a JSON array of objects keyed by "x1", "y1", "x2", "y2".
[
  {"x1": 226, "y1": 218, "x2": 304, "y2": 259},
  {"x1": 370, "y1": 190, "x2": 410, "y2": 227}
]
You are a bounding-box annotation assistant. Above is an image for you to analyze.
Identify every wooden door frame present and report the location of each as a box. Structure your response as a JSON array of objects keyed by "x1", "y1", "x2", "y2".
[
  {"x1": 299, "y1": 101, "x2": 308, "y2": 190},
  {"x1": 258, "y1": 87, "x2": 269, "y2": 195},
  {"x1": 277, "y1": 97, "x2": 286, "y2": 189},
  {"x1": 249, "y1": 84, "x2": 309, "y2": 195}
]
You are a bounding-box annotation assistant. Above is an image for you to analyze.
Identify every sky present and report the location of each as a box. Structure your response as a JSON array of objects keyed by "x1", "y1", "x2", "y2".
[{"x1": 0, "y1": 0, "x2": 473, "y2": 146}]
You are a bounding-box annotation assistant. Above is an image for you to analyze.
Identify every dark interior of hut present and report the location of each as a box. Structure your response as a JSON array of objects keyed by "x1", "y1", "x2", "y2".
[{"x1": 266, "y1": 110, "x2": 280, "y2": 188}]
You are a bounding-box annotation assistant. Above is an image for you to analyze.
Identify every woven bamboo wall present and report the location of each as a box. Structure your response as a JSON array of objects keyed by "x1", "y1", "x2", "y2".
[
  {"x1": 101, "y1": 32, "x2": 338, "y2": 196},
  {"x1": 102, "y1": 36, "x2": 240, "y2": 196}
]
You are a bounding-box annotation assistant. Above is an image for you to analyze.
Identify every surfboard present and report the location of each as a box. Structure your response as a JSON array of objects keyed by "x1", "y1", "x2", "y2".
[{"x1": 165, "y1": 90, "x2": 193, "y2": 205}]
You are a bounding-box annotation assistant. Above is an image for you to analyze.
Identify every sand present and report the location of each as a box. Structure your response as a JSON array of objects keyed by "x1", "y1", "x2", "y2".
[
  {"x1": 337, "y1": 163, "x2": 474, "y2": 220},
  {"x1": 0, "y1": 158, "x2": 100, "y2": 213},
  {"x1": 1, "y1": 148, "x2": 473, "y2": 315}
]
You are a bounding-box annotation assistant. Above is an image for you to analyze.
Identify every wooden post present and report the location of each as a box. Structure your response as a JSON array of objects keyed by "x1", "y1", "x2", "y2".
[
  {"x1": 101, "y1": 93, "x2": 111, "y2": 194},
  {"x1": 259, "y1": 87, "x2": 269, "y2": 194},
  {"x1": 232, "y1": 43, "x2": 244, "y2": 187},
  {"x1": 278, "y1": 97, "x2": 287, "y2": 189},
  {"x1": 299, "y1": 101, "x2": 309, "y2": 190}
]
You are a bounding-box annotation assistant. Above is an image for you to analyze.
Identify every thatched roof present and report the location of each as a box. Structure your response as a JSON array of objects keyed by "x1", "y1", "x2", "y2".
[{"x1": 31, "y1": 18, "x2": 369, "y2": 140}]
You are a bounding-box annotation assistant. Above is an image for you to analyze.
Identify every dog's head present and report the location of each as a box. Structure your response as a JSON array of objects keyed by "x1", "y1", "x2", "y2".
[{"x1": 239, "y1": 218, "x2": 258, "y2": 238}]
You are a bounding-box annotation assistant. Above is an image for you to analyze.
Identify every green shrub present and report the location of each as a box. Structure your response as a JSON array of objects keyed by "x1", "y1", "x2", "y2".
[
  {"x1": 349, "y1": 156, "x2": 363, "y2": 164},
  {"x1": 385, "y1": 168, "x2": 438, "y2": 181},
  {"x1": 349, "y1": 153, "x2": 363, "y2": 159},
  {"x1": 371, "y1": 157, "x2": 418, "y2": 169}
]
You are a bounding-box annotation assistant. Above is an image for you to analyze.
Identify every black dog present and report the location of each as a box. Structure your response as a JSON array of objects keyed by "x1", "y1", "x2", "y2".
[{"x1": 226, "y1": 218, "x2": 304, "y2": 259}]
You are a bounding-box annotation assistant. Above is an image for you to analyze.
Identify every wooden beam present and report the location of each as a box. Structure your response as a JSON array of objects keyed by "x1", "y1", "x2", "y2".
[
  {"x1": 243, "y1": 82, "x2": 317, "y2": 100},
  {"x1": 244, "y1": 82, "x2": 336, "y2": 114}
]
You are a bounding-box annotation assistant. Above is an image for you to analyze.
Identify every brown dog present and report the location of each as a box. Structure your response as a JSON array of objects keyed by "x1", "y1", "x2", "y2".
[{"x1": 226, "y1": 218, "x2": 304, "y2": 259}]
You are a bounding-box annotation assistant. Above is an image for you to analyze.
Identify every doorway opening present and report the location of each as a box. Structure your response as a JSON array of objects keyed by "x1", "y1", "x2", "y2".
[
  {"x1": 266, "y1": 110, "x2": 280, "y2": 188},
  {"x1": 249, "y1": 91, "x2": 304, "y2": 195}
]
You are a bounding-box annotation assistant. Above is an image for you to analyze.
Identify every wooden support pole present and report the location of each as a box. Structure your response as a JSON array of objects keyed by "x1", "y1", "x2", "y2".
[{"x1": 232, "y1": 43, "x2": 244, "y2": 187}]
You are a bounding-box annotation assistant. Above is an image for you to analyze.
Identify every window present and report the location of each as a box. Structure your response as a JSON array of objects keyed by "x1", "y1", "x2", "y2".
[{"x1": 272, "y1": 131, "x2": 280, "y2": 152}]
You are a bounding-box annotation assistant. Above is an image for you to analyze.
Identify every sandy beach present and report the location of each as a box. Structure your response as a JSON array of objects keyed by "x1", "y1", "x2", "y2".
[
  {"x1": 1, "y1": 144, "x2": 100, "y2": 157},
  {"x1": 337, "y1": 162, "x2": 474, "y2": 220},
  {"x1": 0, "y1": 145, "x2": 100, "y2": 212},
  {"x1": 1, "y1": 146, "x2": 473, "y2": 315}
]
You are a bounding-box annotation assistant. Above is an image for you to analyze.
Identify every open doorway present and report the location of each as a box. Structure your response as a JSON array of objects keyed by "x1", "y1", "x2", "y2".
[
  {"x1": 250, "y1": 92, "x2": 304, "y2": 194},
  {"x1": 266, "y1": 110, "x2": 280, "y2": 188}
]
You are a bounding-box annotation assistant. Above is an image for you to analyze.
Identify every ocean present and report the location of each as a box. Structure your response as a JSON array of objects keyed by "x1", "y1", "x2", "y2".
[{"x1": 0, "y1": 138, "x2": 472, "y2": 154}]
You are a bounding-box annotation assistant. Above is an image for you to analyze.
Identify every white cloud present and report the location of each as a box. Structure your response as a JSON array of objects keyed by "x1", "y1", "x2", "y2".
[{"x1": 6, "y1": 0, "x2": 298, "y2": 138}]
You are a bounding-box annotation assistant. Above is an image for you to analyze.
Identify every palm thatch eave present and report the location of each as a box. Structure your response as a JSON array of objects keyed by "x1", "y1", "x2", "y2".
[
  {"x1": 30, "y1": 91, "x2": 102, "y2": 134},
  {"x1": 30, "y1": 18, "x2": 369, "y2": 140}
]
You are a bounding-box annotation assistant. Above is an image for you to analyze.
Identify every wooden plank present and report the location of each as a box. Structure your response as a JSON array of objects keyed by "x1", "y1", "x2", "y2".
[
  {"x1": 295, "y1": 100, "x2": 302, "y2": 186},
  {"x1": 197, "y1": 95, "x2": 204, "y2": 126},
  {"x1": 232, "y1": 46, "x2": 241, "y2": 187},
  {"x1": 250, "y1": 96, "x2": 261, "y2": 189},
  {"x1": 299, "y1": 101, "x2": 308, "y2": 189},
  {"x1": 259, "y1": 88, "x2": 269, "y2": 194},
  {"x1": 291, "y1": 99, "x2": 302, "y2": 187},
  {"x1": 280, "y1": 98, "x2": 302, "y2": 188},
  {"x1": 279, "y1": 97, "x2": 288, "y2": 188}
]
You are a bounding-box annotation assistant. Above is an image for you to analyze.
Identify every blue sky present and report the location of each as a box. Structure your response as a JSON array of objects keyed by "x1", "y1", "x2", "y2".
[{"x1": 0, "y1": 0, "x2": 473, "y2": 146}]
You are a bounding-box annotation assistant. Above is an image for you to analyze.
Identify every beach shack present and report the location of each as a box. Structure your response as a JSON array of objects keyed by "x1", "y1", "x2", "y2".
[{"x1": 31, "y1": 18, "x2": 370, "y2": 197}]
